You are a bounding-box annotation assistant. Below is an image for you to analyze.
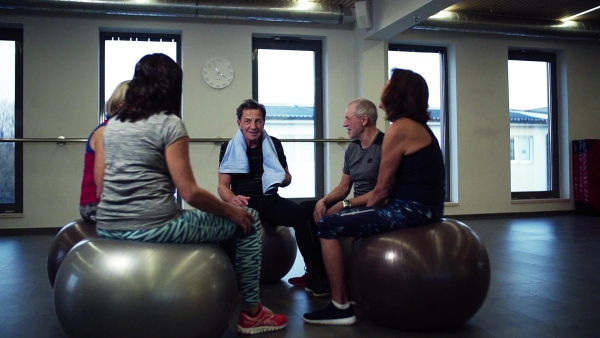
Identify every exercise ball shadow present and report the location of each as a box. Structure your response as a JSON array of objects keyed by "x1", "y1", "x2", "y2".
[
  {"x1": 47, "y1": 218, "x2": 97, "y2": 287},
  {"x1": 54, "y1": 239, "x2": 237, "y2": 338},
  {"x1": 260, "y1": 223, "x2": 297, "y2": 284},
  {"x1": 348, "y1": 218, "x2": 490, "y2": 331}
]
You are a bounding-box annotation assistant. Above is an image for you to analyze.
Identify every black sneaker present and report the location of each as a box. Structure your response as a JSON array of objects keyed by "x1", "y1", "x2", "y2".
[
  {"x1": 303, "y1": 301, "x2": 356, "y2": 325},
  {"x1": 304, "y1": 273, "x2": 331, "y2": 297}
]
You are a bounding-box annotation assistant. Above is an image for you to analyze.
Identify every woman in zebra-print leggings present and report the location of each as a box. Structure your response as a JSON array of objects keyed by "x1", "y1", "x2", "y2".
[{"x1": 94, "y1": 53, "x2": 288, "y2": 335}]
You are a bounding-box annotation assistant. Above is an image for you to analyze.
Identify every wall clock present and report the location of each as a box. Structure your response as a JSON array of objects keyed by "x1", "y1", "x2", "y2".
[{"x1": 202, "y1": 57, "x2": 234, "y2": 89}]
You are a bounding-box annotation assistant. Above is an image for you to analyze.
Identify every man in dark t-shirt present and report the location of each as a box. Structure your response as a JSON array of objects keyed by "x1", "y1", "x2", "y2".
[{"x1": 218, "y1": 99, "x2": 329, "y2": 296}]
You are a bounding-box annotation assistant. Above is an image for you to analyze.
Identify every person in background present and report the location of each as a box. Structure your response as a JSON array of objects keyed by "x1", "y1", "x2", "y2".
[
  {"x1": 218, "y1": 99, "x2": 330, "y2": 297},
  {"x1": 303, "y1": 68, "x2": 446, "y2": 325},
  {"x1": 78, "y1": 80, "x2": 129, "y2": 221},
  {"x1": 288, "y1": 98, "x2": 383, "y2": 294},
  {"x1": 95, "y1": 54, "x2": 287, "y2": 335}
]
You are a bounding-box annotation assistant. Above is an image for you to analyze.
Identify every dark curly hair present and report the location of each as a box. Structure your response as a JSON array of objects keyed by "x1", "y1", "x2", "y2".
[
  {"x1": 236, "y1": 99, "x2": 266, "y2": 121},
  {"x1": 380, "y1": 68, "x2": 430, "y2": 124},
  {"x1": 116, "y1": 53, "x2": 182, "y2": 122}
]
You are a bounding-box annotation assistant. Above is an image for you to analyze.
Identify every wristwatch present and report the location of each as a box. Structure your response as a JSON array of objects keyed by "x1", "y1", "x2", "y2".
[{"x1": 342, "y1": 199, "x2": 352, "y2": 209}]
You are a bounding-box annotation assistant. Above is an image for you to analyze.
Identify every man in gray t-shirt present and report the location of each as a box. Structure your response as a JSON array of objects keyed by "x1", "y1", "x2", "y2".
[
  {"x1": 290, "y1": 98, "x2": 383, "y2": 290},
  {"x1": 309, "y1": 98, "x2": 383, "y2": 220}
]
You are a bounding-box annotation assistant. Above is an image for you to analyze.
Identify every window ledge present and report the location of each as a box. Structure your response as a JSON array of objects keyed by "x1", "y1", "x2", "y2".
[
  {"x1": 511, "y1": 198, "x2": 570, "y2": 204},
  {"x1": 0, "y1": 213, "x2": 24, "y2": 218},
  {"x1": 444, "y1": 202, "x2": 459, "y2": 207}
]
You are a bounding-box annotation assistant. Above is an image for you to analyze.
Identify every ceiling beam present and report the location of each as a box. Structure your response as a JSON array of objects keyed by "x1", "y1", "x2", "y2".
[{"x1": 362, "y1": 0, "x2": 459, "y2": 40}]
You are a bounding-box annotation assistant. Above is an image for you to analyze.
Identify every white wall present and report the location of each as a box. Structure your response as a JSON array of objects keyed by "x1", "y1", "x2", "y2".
[{"x1": 1, "y1": 11, "x2": 599, "y2": 229}]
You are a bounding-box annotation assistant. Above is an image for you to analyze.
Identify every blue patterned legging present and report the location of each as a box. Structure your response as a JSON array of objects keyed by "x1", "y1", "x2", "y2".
[
  {"x1": 97, "y1": 208, "x2": 262, "y2": 306},
  {"x1": 317, "y1": 199, "x2": 441, "y2": 239}
]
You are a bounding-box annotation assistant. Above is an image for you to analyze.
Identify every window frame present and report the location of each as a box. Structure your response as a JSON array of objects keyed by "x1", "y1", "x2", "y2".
[
  {"x1": 0, "y1": 27, "x2": 24, "y2": 215},
  {"x1": 99, "y1": 31, "x2": 182, "y2": 123},
  {"x1": 510, "y1": 136, "x2": 534, "y2": 164},
  {"x1": 99, "y1": 31, "x2": 182, "y2": 205},
  {"x1": 388, "y1": 44, "x2": 451, "y2": 202},
  {"x1": 251, "y1": 37, "x2": 324, "y2": 200},
  {"x1": 508, "y1": 49, "x2": 559, "y2": 199}
]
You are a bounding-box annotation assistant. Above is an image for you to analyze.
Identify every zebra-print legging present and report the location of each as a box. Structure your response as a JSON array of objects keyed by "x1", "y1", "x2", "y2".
[{"x1": 97, "y1": 208, "x2": 262, "y2": 305}]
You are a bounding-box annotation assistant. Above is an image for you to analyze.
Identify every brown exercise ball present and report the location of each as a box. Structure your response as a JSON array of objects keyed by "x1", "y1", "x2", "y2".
[
  {"x1": 47, "y1": 219, "x2": 97, "y2": 287},
  {"x1": 348, "y1": 218, "x2": 490, "y2": 331},
  {"x1": 260, "y1": 222, "x2": 297, "y2": 284}
]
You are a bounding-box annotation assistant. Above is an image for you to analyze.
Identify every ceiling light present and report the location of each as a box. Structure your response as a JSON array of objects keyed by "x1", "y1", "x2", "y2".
[
  {"x1": 429, "y1": 10, "x2": 454, "y2": 20},
  {"x1": 561, "y1": 6, "x2": 600, "y2": 21},
  {"x1": 293, "y1": 0, "x2": 317, "y2": 11}
]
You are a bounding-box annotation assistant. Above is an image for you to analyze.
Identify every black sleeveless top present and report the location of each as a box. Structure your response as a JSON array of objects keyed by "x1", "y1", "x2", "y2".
[
  {"x1": 391, "y1": 123, "x2": 445, "y2": 213},
  {"x1": 219, "y1": 136, "x2": 287, "y2": 198}
]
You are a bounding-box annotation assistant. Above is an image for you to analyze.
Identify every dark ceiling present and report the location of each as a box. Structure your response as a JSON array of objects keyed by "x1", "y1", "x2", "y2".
[
  {"x1": 299, "y1": 0, "x2": 600, "y2": 24},
  {"x1": 4, "y1": 0, "x2": 600, "y2": 24},
  {"x1": 445, "y1": 0, "x2": 600, "y2": 23},
  {"x1": 3, "y1": 0, "x2": 600, "y2": 37}
]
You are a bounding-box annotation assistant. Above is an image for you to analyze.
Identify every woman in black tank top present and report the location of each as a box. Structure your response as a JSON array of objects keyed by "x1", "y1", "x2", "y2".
[{"x1": 303, "y1": 69, "x2": 446, "y2": 325}]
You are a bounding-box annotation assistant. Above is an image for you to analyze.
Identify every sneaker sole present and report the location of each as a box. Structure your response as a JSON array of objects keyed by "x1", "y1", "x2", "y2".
[
  {"x1": 289, "y1": 282, "x2": 307, "y2": 287},
  {"x1": 303, "y1": 315, "x2": 357, "y2": 325},
  {"x1": 236, "y1": 323, "x2": 287, "y2": 335},
  {"x1": 304, "y1": 287, "x2": 331, "y2": 298},
  {"x1": 287, "y1": 278, "x2": 307, "y2": 287}
]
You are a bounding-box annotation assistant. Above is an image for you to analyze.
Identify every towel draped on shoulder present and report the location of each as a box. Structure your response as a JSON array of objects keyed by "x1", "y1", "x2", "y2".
[{"x1": 219, "y1": 129, "x2": 286, "y2": 195}]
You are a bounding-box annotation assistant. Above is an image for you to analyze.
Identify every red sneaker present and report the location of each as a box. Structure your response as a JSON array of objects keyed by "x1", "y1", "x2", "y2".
[
  {"x1": 287, "y1": 273, "x2": 308, "y2": 287},
  {"x1": 237, "y1": 304, "x2": 288, "y2": 335}
]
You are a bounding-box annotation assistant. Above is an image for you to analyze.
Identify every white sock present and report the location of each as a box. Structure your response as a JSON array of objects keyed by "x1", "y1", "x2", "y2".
[{"x1": 332, "y1": 300, "x2": 350, "y2": 309}]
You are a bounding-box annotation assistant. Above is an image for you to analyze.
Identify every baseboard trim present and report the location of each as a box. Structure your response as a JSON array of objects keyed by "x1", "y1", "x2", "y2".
[
  {"x1": 448, "y1": 210, "x2": 578, "y2": 220},
  {"x1": 0, "y1": 227, "x2": 61, "y2": 236}
]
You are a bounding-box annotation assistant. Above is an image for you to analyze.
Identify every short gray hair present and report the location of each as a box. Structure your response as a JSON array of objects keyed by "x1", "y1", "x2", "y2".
[{"x1": 349, "y1": 97, "x2": 377, "y2": 125}]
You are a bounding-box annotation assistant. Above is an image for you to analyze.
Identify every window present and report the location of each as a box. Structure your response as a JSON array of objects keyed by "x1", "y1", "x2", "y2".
[
  {"x1": 0, "y1": 27, "x2": 23, "y2": 215},
  {"x1": 510, "y1": 136, "x2": 533, "y2": 162},
  {"x1": 100, "y1": 31, "x2": 181, "y2": 204},
  {"x1": 388, "y1": 44, "x2": 450, "y2": 201},
  {"x1": 508, "y1": 50, "x2": 559, "y2": 198},
  {"x1": 252, "y1": 37, "x2": 324, "y2": 199},
  {"x1": 100, "y1": 32, "x2": 180, "y2": 122}
]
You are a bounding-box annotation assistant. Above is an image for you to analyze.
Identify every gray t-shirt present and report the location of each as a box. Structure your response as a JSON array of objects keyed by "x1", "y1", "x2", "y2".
[
  {"x1": 343, "y1": 131, "x2": 384, "y2": 197},
  {"x1": 96, "y1": 113, "x2": 188, "y2": 231}
]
